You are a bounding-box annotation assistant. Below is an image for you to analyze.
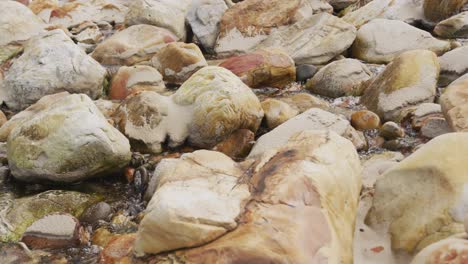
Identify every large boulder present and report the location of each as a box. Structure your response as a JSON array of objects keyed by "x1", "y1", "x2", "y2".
[
  {"x1": 440, "y1": 79, "x2": 468, "y2": 132},
  {"x1": 305, "y1": 58, "x2": 372, "y2": 97},
  {"x1": 124, "y1": 0, "x2": 191, "y2": 40},
  {"x1": 135, "y1": 150, "x2": 250, "y2": 255},
  {"x1": 352, "y1": 18, "x2": 451, "y2": 64},
  {"x1": 360, "y1": 50, "x2": 440, "y2": 121},
  {"x1": 423, "y1": 0, "x2": 468, "y2": 22},
  {"x1": 219, "y1": 48, "x2": 296, "y2": 89},
  {"x1": 438, "y1": 46, "x2": 468, "y2": 87},
  {"x1": 248, "y1": 108, "x2": 366, "y2": 158},
  {"x1": 434, "y1": 11, "x2": 468, "y2": 38},
  {"x1": 1, "y1": 30, "x2": 106, "y2": 111},
  {"x1": 366, "y1": 133, "x2": 468, "y2": 254},
  {"x1": 7, "y1": 94, "x2": 131, "y2": 183},
  {"x1": 91, "y1": 25, "x2": 177, "y2": 66}
]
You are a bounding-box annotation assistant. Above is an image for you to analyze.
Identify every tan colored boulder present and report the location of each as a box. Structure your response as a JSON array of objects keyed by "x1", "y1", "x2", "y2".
[
  {"x1": 435, "y1": 11, "x2": 468, "y2": 38},
  {"x1": 360, "y1": 50, "x2": 440, "y2": 121},
  {"x1": 280, "y1": 93, "x2": 330, "y2": 113},
  {"x1": 219, "y1": 48, "x2": 296, "y2": 89},
  {"x1": 91, "y1": 25, "x2": 177, "y2": 66},
  {"x1": 352, "y1": 19, "x2": 450, "y2": 64},
  {"x1": 366, "y1": 133, "x2": 468, "y2": 254},
  {"x1": 261, "y1": 99, "x2": 299, "y2": 129},
  {"x1": 151, "y1": 42, "x2": 208, "y2": 84},
  {"x1": 423, "y1": 0, "x2": 468, "y2": 22},
  {"x1": 440, "y1": 79, "x2": 468, "y2": 132},
  {"x1": 109, "y1": 66, "x2": 165, "y2": 100}
]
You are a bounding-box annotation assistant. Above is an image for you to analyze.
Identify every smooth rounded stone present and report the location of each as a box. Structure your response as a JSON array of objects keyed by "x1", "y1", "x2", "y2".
[
  {"x1": 135, "y1": 150, "x2": 251, "y2": 255},
  {"x1": 125, "y1": 0, "x2": 190, "y2": 40},
  {"x1": 305, "y1": 59, "x2": 372, "y2": 98},
  {"x1": 0, "y1": 30, "x2": 106, "y2": 111},
  {"x1": 178, "y1": 130, "x2": 362, "y2": 263},
  {"x1": 0, "y1": 1, "x2": 44, "y2": 47},
  {"x1": 257, "y1": 13, "x2": 357, "y2": 65},
  {"x1": 419, "y1": 116, "x2": 451, "y2": 138},
  {"x1": 439, "y1": 46, "x2": 468, "y2": 87},
  {"x1": 351, "y1": 19, "x2": 451, "y2": 64},
  {"x1": 280, "y1": 93, "x2": 330, "y2": 113},
  {"x1": 351, "y1": 110, "x2": 381, "y2": 131},
  {"x1": 187, "y1": 0, "x2": 228, "y2": 51},
  {"x1": 91, "y1": 25, "x2": 177, "y2": 66},
  {"x1": 248, "y1": 108, "x2": 366, "y2": 158},
  {"x1": 0, "y1": 190, "x2": 98, "y2": 242},
  {"x1": 410, "y1": 238, "x2": 468, "y2": 264},
  {"x1": 440, "y1": 79, "x2": 468, "y2": 132},
  {"x1": 379, "y1": 121, "x2": 405, "y2": 139},
  {"x1": 435, "y1": 11, "x2": 468, "y2": 38},
  {"x1": 261, "y1": 99, "x2": 299, "y2": 129},
  {"x1": 360, "y1": 50, "x2": 439, "y2": 121},
  {"x1": 212, "y1": 129, "x2": 255, "y2": 160},
  {"x1": 99, "y1": 233, "x2": 136, "y2": 263},
  {"x1": 361, "y1": 151, "x2": 404, "y2": 189},
  {"x1": 7, "y1": 94, "x2": 131, "y2": 183},
  {"x1": 423, "y1": 0, "x2": 468, "y2": 22},
  {"x1": 219, "y1": 48, "x2": 296, "y2": 89},
  {"x1": 80, "y1": 202, "x2": 112, "y2": 225},
  {"x1": 329, "y1": 0, "x2": 358, "y2": 10},
  {"x1": 109, "y1": 65, "x2": 165, "y2": 100},
  {"x1": 151, "y1": 42, "x2": 208, "y2": 85},
  {"x1": 21, "y1": 214, "x2": 84, "y2": 249},
  {"x1": 296, "y1": 64, "x2": 319, "y2": 82},
  {"x1": 366, "y1": 133, "x2": 468, "y2": 254}
]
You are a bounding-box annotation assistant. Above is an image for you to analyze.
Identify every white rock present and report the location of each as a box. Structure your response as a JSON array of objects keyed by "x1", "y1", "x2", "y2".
[
  {"x1": 439, "y1": 46, "x2": 468, "y2": 87},
  {"x1": 0, "y1": 1, "x2": 44, "y2": 46}
]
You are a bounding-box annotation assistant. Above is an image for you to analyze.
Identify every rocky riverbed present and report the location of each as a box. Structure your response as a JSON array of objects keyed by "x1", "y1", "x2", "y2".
[{"x1": 2, "y1": 0, "x2": 468, "y2": 263}]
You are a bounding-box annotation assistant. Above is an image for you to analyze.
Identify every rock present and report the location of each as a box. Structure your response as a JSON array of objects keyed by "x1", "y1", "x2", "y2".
[
  {"x1": 280, "y1": 93, "x2": 330, "y2": 113},
  {"x1": 411, "y1": 103, "x2": 443, "y2": 128},
  {"x1": 423, "y1": 0, "x2": 468, "y2": 22},
  {"x1": 109, "y1": 65, "x2": 165, "y2": 100},
  {"x1": 419, "y1": 116, "x2": 451, "y2": 138},
  {"x1": 7, "y1": 94, "x2": 131, "y2": 183},
  {"x1": 80, "y1": 202, "x2": 112, "y2": 225},
  {"x1": 135, "y1": 150, "x2": 251, "y2": 255},
  {"x1": 351, "y1": 110, "x2": 381, "y2": 130},
  {"x1": 219, "y1": 48, "x2": 296, "y2": 89},
  {"x1": 99, "y1": 233, "x2": 137, "y2": 264},
  {"x1": 360, "y1": 50, "x2": 440, "y2": 121},
  {"x1": 91, "y1": 25, "x2": 177, "y2": 66},
  {"x1": 1, "y1": 30, "x2": 107, "y2": 111},
  {"x1": 361, "y1": 151, "x2": 404, "y2": 189},
  {"x1": 261, "y1": 99, "x2": 299, "y2": 129},
  {"x1": 212, "y1": 129, "x2": 255, "y2": 160},
  {"x1": 352, "y1": 19, "x2": 451, "y2": 64},
  {"x1": 296, "y1": 64, "x2": 319, "y2": 82},
  {"x1": 411, "y1": 238, "x2": 468, "y2": 264},
  {"x1": 248, "y1": 108, "x2": 366, "y2": 158},
  {"x1": 435, "y1": 11, "x2": 468, "y2": 38},
  {"x1": 187, "y1": 0, "x2": 228, "y2": 51},
  {"x1": 330, "y1": 0, "x2": 358, "y2": 10},
  {"x1": 366, "y1": 133, "x2": 468, "y2": 253},
  {"x1": 71, "y1": 22, "x2": 103, "y2": 45},
  {"x1": 178, "y1": 130, "x2": 361, "y2": 263},
  {"x1": 125, "y1": 0, "x2": 190, "y2": 40},
  {"x1": 151, "y1": 42, "x2": 208, "y2": 84},
  {"x1": 0, "y1": 190, "x2": 99, "y2": 242},
  {"x1": 21, "y1": 214, "x2": 85, "y2": 249},
  {"x1": 305, "y1": 59, "x2": 372, "y2": 97},
  {"x1": 379, "y1": 121, "x2": 405, "y2": 139},
  {"x1": 94, "y1": 99, "x2": 120, "y2": 120},
  {"x1": 439, "y1": 46, "x2": 468, "y2": 87},
  {"x1": 92, "y1": 228, "x2": 115, "y2": 248},
  {"x1": 440, "y1": 79, "x2": 468, "y2": 132},
  {"x1": 0, "y1": 111, "x2": 7, "y2": 129},
  {"x1": 0, "y1": 1, "x2": 44, "y2": 47}
]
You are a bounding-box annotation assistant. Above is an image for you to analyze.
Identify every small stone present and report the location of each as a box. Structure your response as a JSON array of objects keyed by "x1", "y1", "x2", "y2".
[
  {"x1": 21, "y1": 214, "x2": 85, "y2": 249},
  {"x1": 420, "y1": 117, "x2": 451, "y2": 139},
  {"x1": 212, "y1": 129, "x2": 255, "y2": 159},
  {"x1": 351, "y1": 110, "x2": 380, "y2": 131},
  {"x1": 295, "y1": 64, "x2": 318, "y2": 82},
  {"x1": 380, "y1": 121, "x2": 405, "y2": 139},
  {"x1": 109, "y1": 65, "x2": 165, "y2": 100},
  {"x1": 80, "y1": 202, "x2": 112, "y2": 225},
  {"x1": 382, "y1": 137, "x2": 419, "y2": 152},
  {"x1": 261, "y1": 99, "x2": 299, "y2": 129}
]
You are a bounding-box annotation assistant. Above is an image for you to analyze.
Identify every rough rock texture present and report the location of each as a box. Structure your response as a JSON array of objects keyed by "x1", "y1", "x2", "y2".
[
  {"x1": 439, "y1": 46, "x2": 468, "y2": 87},
  {"x1": 410, "y1": 238, "x2": 468, "y2": 264},
  {"x1": 187, "y1": 0, "x2": 228, "y2": 51},
  {"x1": 435, "y1": 11, "x2": 468, "y2": 38},
  {"x1": 1, "y1": 30, "x2": 106, "y2": 111},
  {"x1": 352, "y1": 19, "x2": 451, "y2": 63},
  {"x1": 124, "y1": 0, "x2": 190, "y2": 40},
  {"x1": 212, "y1": 129, "x2": 255, "y2": 160},
  {"x1": 248, "y1": 108, "x2": 366, "y2": 158},
  {"x1": 135, "y1": 150, "x2": 250, "y2": 255},
  {"x1": 151, "y1": 42, "x2": 208, "y2": 84},
  {"x1": 219, "y1": 48, "x2": 296, "y2": 89},
  {"x1": 179, "y1": 130, "x2": 362, "y2": 264},
  {"x1": 423, "y1": 0, "x2": 468, "y2": 22},
  {"x1": 366, "y1": 133, "x2": 468, "y2": 254},
  {"x1": 7, "y1": 94, "x2": 131, "y2": 183},
  {"x1": 109, "y1": 65, "x2": 166, "y2": 100},
  {"x1": 91, "y1": 25, "x2": 177, "y2": 66},
  {"x1": 305, "y1": 59, "x2": 372, "y2": 97},
  {"x1": 261, "y1": 99, "x2": 299, "y2": 129},
  {"x1": 361, "y1": 50, "x2": 440, "y2": 121},
  {"x1": 440, "y1": 79, "x2": 468, "y2": 132}
]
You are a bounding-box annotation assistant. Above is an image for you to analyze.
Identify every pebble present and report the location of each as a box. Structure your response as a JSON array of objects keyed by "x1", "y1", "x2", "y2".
[
  {"x1": 351, "y1": 110, "x2": 380, "y2": 131},
  {"x1": 380, "y1": 121, "x2": 405, "y2": 140}
]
